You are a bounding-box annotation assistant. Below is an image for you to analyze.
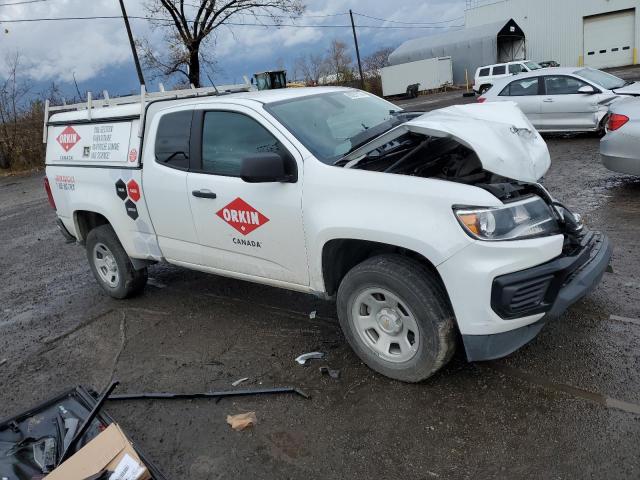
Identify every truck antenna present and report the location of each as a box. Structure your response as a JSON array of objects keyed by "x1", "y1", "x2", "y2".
[{"x1": 205, "y1": 71, "x2": 219, "y2": 95}]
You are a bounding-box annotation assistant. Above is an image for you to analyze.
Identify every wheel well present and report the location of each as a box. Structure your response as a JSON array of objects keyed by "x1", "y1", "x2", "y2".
[
  {"x1": 74, "y1": 211, "x2": 109, "y2": 244},
  {"x1": 321, "y1": 239, "x2": 444, "y2": 297}
]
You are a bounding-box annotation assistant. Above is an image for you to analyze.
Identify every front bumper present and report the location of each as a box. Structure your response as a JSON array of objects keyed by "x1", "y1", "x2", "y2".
[{"x1": 463, "y1": 231, "x2": 612, "y2": 361}]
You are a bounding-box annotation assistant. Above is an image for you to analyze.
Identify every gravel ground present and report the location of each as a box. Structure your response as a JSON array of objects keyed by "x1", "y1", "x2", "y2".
[{"x1": 1, "y1": 84, "x2": 639, "y2": 479}]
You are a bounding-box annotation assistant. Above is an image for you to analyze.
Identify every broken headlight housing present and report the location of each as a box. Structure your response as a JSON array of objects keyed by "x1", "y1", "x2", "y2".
[{"x1": 454, "y1": 196, "x2": 560, "y2": 241}]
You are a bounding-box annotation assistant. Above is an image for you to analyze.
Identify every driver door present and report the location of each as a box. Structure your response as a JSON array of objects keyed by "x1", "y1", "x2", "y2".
[
  {"x1": 539, "y1": 75, "x2": 600, "y2": 131},
  {"x1": 186, "y1": 104, "x2": 309, "y2": 287}
]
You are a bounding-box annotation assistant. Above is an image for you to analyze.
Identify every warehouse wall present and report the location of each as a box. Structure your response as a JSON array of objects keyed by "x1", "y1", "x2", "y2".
[{"x1": 465, "y1": 0, "x2": 639, "y2": 68}]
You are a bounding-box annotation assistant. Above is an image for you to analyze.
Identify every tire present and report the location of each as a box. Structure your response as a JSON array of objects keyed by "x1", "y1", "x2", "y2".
[
  {"x1": 479, "y1": 84, "x2": 491, "y2": 95},
  {"x1": 86, "y1": 224, "x2": 147, "y2": 299},
  {"x1": 337, "y1": 254, "x2": 456, "y2": 382}
]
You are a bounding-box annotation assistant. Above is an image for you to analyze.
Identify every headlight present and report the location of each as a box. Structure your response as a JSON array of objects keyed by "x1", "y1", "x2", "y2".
[{"x1": 454, "y1": 196, "x2": 560, "y2": 241}]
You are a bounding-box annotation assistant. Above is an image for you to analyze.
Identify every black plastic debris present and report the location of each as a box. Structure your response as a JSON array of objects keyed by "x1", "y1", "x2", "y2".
[{"x1": 0, "y1": 385, "x2": 165, "y2": 480}]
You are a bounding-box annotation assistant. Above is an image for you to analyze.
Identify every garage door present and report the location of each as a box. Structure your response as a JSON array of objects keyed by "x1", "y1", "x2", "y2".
[{"x1": 584, "y1": 9, "x2": 635, "y2": 69}]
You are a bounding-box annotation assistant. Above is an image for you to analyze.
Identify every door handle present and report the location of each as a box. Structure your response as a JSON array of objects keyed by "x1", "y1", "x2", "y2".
[
  {"x1": 192, "y1": 189, "x2": 217, "y2": 199},
  {"x1": 543, "y1": 98, "x2": 554, "y2": 102}
]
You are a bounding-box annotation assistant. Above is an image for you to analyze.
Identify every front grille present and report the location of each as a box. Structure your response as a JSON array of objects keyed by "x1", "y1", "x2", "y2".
[{"x1": 508, "y1": 275, "x2": 553, "y2": 314}]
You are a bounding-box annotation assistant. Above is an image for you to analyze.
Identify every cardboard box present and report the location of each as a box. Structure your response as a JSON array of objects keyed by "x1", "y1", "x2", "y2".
[{"x1": 45, "y1": 423, "x2": 150, "y2": 480}]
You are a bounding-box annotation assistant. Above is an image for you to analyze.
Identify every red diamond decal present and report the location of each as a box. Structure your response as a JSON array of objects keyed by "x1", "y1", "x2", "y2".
[
  {"x1": 216, "y1": 197, "x2": 269, "y2": 236},
  {"x1": 56, "y1": 126, "x2": 81, "y2": 152},
  {"x1": 127, "y1": 179, "x2": 141, "y2": 202}
]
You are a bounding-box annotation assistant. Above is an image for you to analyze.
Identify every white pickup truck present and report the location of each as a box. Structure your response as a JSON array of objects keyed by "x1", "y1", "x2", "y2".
[{"x1": 44, "y1": 86, "x2": 611, "y2": 382}]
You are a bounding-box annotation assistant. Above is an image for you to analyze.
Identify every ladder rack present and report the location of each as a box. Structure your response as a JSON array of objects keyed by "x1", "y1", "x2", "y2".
[{"x1": 43, "y1": 82, "x2": 252, "y2": 143}]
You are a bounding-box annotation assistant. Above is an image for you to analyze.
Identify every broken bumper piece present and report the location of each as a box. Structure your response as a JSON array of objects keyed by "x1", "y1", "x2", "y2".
[{"x1": 463, "y1": 231, "x2": 612, "y2": 362}]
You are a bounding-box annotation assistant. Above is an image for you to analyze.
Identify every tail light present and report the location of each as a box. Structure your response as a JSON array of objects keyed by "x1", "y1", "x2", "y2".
[
  {"x1": 607, "y1": 113, "x2": 629, "y2": 131},
  {"x1": 44, "y1": 177, "x2": 56, "y2": 210},
  {"x1": 477, "y1": 96, "x2": 486, "y2": 103}
]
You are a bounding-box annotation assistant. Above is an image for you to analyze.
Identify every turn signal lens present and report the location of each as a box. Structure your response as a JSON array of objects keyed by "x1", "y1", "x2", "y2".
[
  {"x1": 458, "y1": 213, "x2": 480, "y2": 234},
  {"x1": 477, "y1": 96, "x2": 486, "y2": 103},
  {"x1": 607, "y1": 113, "x2": 629, "y2": 131}
]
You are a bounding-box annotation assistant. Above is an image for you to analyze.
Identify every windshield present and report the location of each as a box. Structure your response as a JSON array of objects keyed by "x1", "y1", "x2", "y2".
[
  {"x1": 265, "y1": 91, "x2": 401, "y2": 163},
  {"x1": 525, "y1": 61, "x2": 541, "y2": 70},
  {"x1": 576, "y1": 67, "x2": 627, "y2": 89}
]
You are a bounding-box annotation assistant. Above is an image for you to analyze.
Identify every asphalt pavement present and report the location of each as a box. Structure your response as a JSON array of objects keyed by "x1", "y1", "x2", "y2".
[{"x1": 1, "y1": 88, "x2": 639, "y2": 479}]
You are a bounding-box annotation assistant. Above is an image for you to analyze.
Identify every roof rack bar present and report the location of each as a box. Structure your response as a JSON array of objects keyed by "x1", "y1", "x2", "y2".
[
  {"x1": 138, "y1": 84, "x2": 146, "y2": 138},
  {"x1": 87, "y1": 92, "x2": 92, "y2": 120},
  {"x1": 43, "y1": 81, "x2": 252, "y2": 133},
  {"x1": 43, "y1": 99, "x2": 50, "y2": 144}
]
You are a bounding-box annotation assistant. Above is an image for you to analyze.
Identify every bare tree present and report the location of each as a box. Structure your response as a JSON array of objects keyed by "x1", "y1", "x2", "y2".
[
  {"x1": 0, "y1": 54, "x2": 32, "y2": 169},
  {"x1": 361, "y1": 46, "x2": 394, "y2": 95},
  {"x1": 143, "y1": 0, "x2": 304, "y2": 87},
  {"x1": 363, "y1": 47, "x2": 394, "y2": 79},
  {"x1": 326, "y1": 40, "x2": 352, "y2": 84},
  {"x1": 295, "y1": 52, "x2": 326, "y2": 85}
]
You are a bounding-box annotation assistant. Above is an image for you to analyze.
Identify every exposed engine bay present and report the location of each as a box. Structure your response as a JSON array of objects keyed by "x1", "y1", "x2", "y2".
[{"x1": 346, "y1": 132, "x2": 586, "y2": 252}]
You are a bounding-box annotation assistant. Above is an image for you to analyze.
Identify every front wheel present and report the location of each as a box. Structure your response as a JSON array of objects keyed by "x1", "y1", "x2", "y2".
[
  {"x1": 337, "y1": 255, "x2": 456, "y2": 382},
  {"x1": 86, "y1": 224, "x2": 147, "y2": 299}
]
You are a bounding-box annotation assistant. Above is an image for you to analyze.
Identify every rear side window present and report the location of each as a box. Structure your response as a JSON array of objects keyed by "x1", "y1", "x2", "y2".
[
  {"x1": 500, "y1": 78, "x2": 539, "y2": 96},
  {"x1": 544, "y1": 76, "x2": 587, "y2": 95},
  {"x1": 155, "y1": 110, "x2": 192, "y2": 169},
  {"x1": 201, "y1": 111, "x2": 287, "y2": 176},
  {"x1": 479, "y1": 68, "x2": 490, "y2": 77},
  {"x1": 492, "y1": 65, "x2": 506, "y2": 75}
]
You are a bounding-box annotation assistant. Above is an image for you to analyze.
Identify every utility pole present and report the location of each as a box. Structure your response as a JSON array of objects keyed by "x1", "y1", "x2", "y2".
[
  {"x1": 118, "y1": 0, "x2": 146, "y2": 86},
  {"x1": 349, "y1": 9, "x2": 365, "y2": 90}
]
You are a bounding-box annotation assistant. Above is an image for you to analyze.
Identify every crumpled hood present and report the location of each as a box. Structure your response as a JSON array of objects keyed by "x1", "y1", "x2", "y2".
[
  {"x1": 613, "y1": 81, "x2": 640, "y2": 96},
  {"x1": 345, "y1": 102, "x2": 550, "y2": 183}
]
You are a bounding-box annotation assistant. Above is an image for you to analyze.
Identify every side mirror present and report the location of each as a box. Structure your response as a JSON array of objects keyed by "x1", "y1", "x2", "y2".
[
  {"x1": 240, "y1": 153, "x2": 296, "y2": 183},
  {"x1": 578, "y1": 85, "x2": 597, "y2": 95}
]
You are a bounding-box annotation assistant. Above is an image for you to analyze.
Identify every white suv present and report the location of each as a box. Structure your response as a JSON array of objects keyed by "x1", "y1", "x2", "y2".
[{"x1": 474, "y1": 60, "x2": 542, "y2": 94}]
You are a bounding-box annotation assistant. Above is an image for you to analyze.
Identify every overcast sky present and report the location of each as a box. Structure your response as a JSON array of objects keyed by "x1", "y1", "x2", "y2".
[{"x1": 0, "y1": 0, "x2": 466, "y2": 99}]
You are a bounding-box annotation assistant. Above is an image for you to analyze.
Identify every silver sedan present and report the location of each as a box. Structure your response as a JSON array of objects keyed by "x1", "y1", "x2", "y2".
[
  {"x1": 601, "y1": 97, "x2": 640, "y2": 175},
  {"x1": 479, "y1": 67, "x2": 640, "y2": 133}
]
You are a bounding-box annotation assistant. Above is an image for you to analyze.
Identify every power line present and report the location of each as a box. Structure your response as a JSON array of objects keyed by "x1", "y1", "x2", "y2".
[
  {"x1": 0, "y1": 0, "x2": 51, "y2": 6},
  {"x1": 0, "y1": 15, "x2": 464, "y2": 29},
  {"x1": 353, "y1": 11, "x2": 464, "y2": 25}
]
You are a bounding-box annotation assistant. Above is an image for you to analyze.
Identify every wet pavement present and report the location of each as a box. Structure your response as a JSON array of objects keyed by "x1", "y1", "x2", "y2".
[{"x1": 1, "y1": 92, "x2": 640, "y2": 478}]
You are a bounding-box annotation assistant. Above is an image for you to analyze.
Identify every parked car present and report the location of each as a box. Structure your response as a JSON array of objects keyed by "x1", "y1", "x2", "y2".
[
  {"x1": 473, "y1": 60, "x2": 542, "y2": 94},
  {"x1": 601, "y1": 97, "x2": 640, "y2": 175},
  {"x1": 478, "y1": 67, "x2": 640, "y2": 133},
  {"x1": 539, "y1": 60, "x2": 560, "y2": 68},
  {"x1": 43, "y1": 86, "x2": 611, "y2": 382}
]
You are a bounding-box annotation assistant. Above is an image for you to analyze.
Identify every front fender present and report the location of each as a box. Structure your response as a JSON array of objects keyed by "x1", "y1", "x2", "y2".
[{"x1": 303, "y1": 160, "x2": 499, "y2": 293}]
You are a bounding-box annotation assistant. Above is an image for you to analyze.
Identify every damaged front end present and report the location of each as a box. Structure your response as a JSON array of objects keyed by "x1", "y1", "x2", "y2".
[
  {"x1": 340, "y1": 102, "x2": 587, "y2": 250},
  {"x1": 340, "y1": 102, "x2": 612, "y2": 360}
]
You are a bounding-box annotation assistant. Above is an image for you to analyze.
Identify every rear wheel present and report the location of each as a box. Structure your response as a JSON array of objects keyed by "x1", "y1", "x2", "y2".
[
  {"x1": 86, "y1": 224, "x2": 147, "y2": 299},
  {"x1": 479, "y1": 84, "x2": 491, "y2": 95},
  {"x1": 337, "y1": 255, "x2": 456, "y2": 382}
]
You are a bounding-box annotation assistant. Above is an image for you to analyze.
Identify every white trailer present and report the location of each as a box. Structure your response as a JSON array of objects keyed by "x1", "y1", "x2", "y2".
[{"x1": 381, "y1": 56, "x2": 453, "y2": 97}]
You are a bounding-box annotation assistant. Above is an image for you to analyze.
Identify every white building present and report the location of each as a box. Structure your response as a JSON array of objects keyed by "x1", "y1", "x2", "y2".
[{"x1": 465, "y1": 0, "x2": 639, "y2": 69}]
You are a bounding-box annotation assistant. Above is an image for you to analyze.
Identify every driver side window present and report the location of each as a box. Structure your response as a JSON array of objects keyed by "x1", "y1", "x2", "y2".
[
  {"x1": 201, "y1": 111, "x2": 287, "y2": 176},
  {"x1": 544, "y1": 76, "x2": 588, "y2": 95}
]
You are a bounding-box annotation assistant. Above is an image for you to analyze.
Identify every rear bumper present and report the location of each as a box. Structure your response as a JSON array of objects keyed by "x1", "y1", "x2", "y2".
[
  {"x1": 463, "y1": 232, "x2": 612, "y2": 361},
  {"x1": 601, "y1": 153, "x2": 640, "y2": 175}
]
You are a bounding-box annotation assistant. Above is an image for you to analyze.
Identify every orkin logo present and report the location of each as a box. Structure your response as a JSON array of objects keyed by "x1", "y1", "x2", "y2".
[
  {"x1": 56, "y1": 126, "x2": 81, "y2": 152},
  {"x1": 216, "y1": 197, "x2": 269, "y2": 236}
]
